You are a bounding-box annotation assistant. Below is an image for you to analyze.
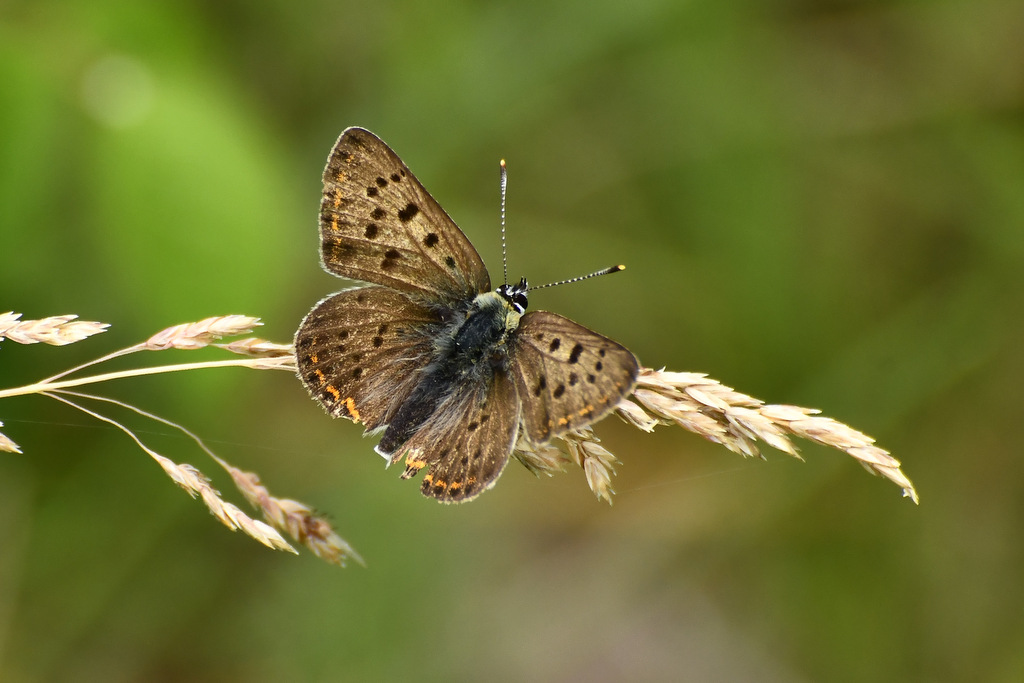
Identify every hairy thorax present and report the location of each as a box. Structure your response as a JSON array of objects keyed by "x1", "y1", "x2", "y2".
[{"x1": 442, "y1": 291, "x2": 521, "y2": 373}]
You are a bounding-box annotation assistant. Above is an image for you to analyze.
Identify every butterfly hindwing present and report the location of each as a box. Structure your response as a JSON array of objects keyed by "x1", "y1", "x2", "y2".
[
  {"x1": 397, "y1": 370, "x2": 521, "y2": 503},
  {"x1": 295, "y1": 286, "x2": 439, "y2": 431},
  {"x1": 512, "y1": 311, "x2": 639, "y2": 443},
  {"x1": 319, "y1": 127, "x2": 490, "y2": 303}
]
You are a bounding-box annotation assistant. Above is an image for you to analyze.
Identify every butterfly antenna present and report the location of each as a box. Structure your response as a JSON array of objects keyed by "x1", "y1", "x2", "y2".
[
  {"x1": 499, "y1": 159, "x2": 509, "y2": 286},
  {"x1": 529, "y1": 265, "x2": 626, "y2": 291}
]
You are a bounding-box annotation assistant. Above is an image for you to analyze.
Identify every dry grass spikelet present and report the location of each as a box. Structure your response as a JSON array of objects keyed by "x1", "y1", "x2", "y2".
[
  {"x1": 145, "y1": 315, "x2": 261, "y2": 350},
  {"x1": 0, "y1": 421, "x2": 22, "y2": 454},
  {"x1": 150, "y1": 453, "x2": 297, "y2": 554},
  {"x1": 513, "y1": 437, "x2": 566, "y2": 476},
  {"x1": 615, "y1": 368, "x2": 919, "y2": 503},
  {"x1": 216, "y1": 337, "x2": 294, "y2": 358},
  {"x1": 514, "y1": 428, "x2": 621, "y2": 503},
  {"x1": 0, "y1": 312, "x2": 109, "y2": 346},
  {"x1": 560, "y1": 428, "x2": 620, "y2": 504},
  {"x1": 217, "y1": 459, "x2": 364, "y2": 567}
]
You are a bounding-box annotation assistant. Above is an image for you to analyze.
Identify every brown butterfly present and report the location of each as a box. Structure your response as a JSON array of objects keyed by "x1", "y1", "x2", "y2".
[{"x1": 295, "y1": 128, "x2": 639, "y2": 503}]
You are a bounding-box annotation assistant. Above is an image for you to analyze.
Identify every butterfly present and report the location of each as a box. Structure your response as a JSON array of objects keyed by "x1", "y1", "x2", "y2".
[{"x1": 295, "y1": 127, "x2": 639, "y2": 503}]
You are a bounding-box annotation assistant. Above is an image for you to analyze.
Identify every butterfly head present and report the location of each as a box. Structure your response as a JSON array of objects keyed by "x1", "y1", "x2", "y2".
[{"x1": 496, "y1": 277, "x2": 529, "y2": 315}]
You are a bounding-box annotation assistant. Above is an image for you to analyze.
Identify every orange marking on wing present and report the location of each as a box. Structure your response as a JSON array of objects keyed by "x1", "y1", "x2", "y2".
[
  {"x1": 325, "y1": 384, "x2": 341, "y2": 401},
  {"x1": 343, "y1": 397, "x2": 361, "y2": 423},
  {"x1": 401, "y1": 462, "x2": 424, "y2": 479},
  {"x1": 311, "y1": 353, "x2": 320, "y2": 364},
  {"x1": 313, "y1": 369, "x2": 325, "y2": 384}
]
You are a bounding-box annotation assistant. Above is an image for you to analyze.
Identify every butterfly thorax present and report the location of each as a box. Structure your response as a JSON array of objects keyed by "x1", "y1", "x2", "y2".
[
  {"x1": 450, "y1": 277, "x2": 528, "y2": 358},
  {"x1": 449, "y1": 293, "x2": 518, "y2": 363}
]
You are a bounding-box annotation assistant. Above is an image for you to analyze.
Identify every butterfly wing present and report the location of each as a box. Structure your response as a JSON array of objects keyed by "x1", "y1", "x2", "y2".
[
  {"x1": 512, "y1": 311, "x2": 639, "y2": 443},
  {"x1": 295, "y1": 286, "x2": 440, "y2": 431},
  {"x1": 320, "y1": 127, "x2": 490, "y2": 303},
  {"x1": 396, "y1": 370, "x2": 521, "y2": 503}
]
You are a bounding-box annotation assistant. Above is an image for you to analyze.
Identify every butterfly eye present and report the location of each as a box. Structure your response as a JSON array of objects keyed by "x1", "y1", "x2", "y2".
[{"x1": 497, "y1": 278, "x2": 529, "y2": 314}]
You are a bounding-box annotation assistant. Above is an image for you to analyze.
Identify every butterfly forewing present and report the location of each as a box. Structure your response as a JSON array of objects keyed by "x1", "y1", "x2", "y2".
[
  {"x1": 512, "y1": 311, "x2": 639, "y2": 443},
  {"x1": 320, "y1": 127, "x2": 490, "y2": 303},
  {"x1": 397, "y1": 371, "x2": 521, "y2": 503},
  {"x1": 295, "y1": 286, "x2": 439, "y2": 430}
]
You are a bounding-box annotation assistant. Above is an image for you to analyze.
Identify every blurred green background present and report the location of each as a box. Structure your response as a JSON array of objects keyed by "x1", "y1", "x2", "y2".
[{"x1": 2, "y1": 0, "x2": 1023, "y2": 681}]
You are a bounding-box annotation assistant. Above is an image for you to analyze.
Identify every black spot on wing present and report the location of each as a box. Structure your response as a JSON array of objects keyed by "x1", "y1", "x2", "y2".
[
  {"x1": 568, "y1": 343, "x2": 584, "y2": 364},
  {"x1": 381, "y1": 248, "x2": 402, "y2": 270},
  {"x1": 398, "y1": 202, "x2": 420, "y2": 222}
]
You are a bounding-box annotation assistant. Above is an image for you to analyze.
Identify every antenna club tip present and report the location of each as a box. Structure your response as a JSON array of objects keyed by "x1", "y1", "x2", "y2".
[
  {"x1": 500, "y1": 159, "x2": 506, "y2": 168},
  {"x1": 615, "y1": 264, "x2": 626, "y2": 271}
]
